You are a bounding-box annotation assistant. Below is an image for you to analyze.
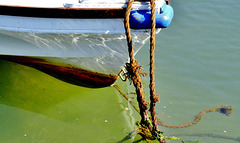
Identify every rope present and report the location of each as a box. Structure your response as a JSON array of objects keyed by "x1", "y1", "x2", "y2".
[
  {"x1": 113, "y1": 84, "x2": 140, "y2": 113},
  {"x1": 158, "y1": 105, "x2": 233, "y2": 128},
  {"x1": 123, "y1": 1, "x2": 233, "y2": 141},
  {"x1": 149, "y1": 0, "x2": 159, "y2": 132},
  {"x1": 124, "y1": 0, "x2": 163, "y2": 141},
  {"x1": 124, "y1": 0, "x2": 149, "y2": 124}
]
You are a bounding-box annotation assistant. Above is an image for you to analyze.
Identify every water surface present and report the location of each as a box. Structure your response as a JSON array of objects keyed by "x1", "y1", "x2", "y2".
[
  {"x1": 0, "y1": 0, "x2": 240, "y2": 143},
  {"x1": 136, "y1": 0, "x2": 240, "y2": 142}
]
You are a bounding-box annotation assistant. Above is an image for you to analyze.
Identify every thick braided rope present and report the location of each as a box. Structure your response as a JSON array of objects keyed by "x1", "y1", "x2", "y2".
[
  {"x1": 149, "y1": 0, "x2": 159, "y2": 131},
  {"x1": 124, "y1": 0, "x2": 135, "y2": 64},
  {"x1": 124, "y1": 0, "x2": 149, "y2": 123}
]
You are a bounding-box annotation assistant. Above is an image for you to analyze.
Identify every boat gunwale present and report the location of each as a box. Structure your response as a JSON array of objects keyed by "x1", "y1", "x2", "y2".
[{"x1": 0, "y1": 5, "x2": 126, "y2": 18}]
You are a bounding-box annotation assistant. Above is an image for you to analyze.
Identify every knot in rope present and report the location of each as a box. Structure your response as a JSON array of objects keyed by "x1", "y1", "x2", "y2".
[{"x1": 124, "y1": 0, "x2": 162, "y2": 141}]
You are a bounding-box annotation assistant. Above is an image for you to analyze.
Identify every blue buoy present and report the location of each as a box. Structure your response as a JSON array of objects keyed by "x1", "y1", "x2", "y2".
[{"x1": 129, "y1": 2, "x2": 174, "y2": 29}]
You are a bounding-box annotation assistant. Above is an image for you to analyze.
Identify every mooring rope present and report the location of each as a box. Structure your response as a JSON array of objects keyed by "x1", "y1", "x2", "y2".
[
  {"x1": 124, "y1": 0, "x2": 149, "y2": 124},
  {"x1": 149, "y1": 0, "x2": 159, "y2": 132},
  {"x1": 157, "y1": 105, "x2": 233, "y2": 128},
  {"x1": 113, "y1": 84, "x2": 140, "y2": 113},
  {"x1": 114, "y1": 85, "x2": 233, "y2": 129},
  {"x1": 124, "y1": 0, "x2": 164, "y2": 141},
  {"x1": 122, "y1": 0, "x2": 233, "y2": 142}
]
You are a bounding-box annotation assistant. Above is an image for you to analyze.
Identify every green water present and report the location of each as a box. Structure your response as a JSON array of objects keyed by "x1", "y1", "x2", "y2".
[
  {"x1": 0, "y1": 60, "x2": 138, "y2": 142},
  {"x1": 0, "y1": 0, "x2": 240, "y2": 143}
]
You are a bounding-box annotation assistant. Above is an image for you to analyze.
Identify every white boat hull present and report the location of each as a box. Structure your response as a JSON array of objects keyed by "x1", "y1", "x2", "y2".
[
  {"x1": 0, "y1": 28, "x2": 150, "y2": 75},
  {"x1": 0, "y1": 0, "x2": 165, "y2": 87}
]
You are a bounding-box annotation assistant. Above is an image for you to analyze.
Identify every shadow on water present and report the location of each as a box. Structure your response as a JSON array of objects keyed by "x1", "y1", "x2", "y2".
[
  {"x1": 0, "y1": 59, "x2": 77, "y2": 116},
  {"x1": 0, "y1": 58, "x2": 138, "y2": 142},
  {"x1": 0, "y1": 58, "x2": 122, "y2": 120},
  {"x1": 1, "y1": 59, "x2": 237, "y2": 143},
  {"x1": 0, "y1": 55, "x2": 118, "y2": 88}
]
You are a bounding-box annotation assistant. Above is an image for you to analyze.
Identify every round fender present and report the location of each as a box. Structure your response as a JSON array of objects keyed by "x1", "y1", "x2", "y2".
[
  {"x1": 129, "y1": 10, "x2": 146, "y2": 29},
  {"x1": 156, "y1": 5, "x2": 174, "y2": 28},
  {"x1": 129, "y1": 3, "x2": 174, "y2": 29}
]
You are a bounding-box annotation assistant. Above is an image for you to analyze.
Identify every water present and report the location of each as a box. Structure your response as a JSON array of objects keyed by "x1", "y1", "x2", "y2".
[
  {"x1": 136, "y1": 0, "x2": 240, "y2": 142},
  {"x1": 0, "y1": 0, "x2": 240, "y2": 142}
]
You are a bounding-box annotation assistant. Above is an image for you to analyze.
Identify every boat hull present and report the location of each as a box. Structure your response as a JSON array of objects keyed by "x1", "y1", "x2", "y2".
[
  {"x1": 0, "y1": 26, "x2": 150, "y2": 87},
  {"x1": 0, "y1": 29, "x2": 150, "y2": 73},
  {"x1": 0, "y1": 1, "x2": 166, "y2": 87}
]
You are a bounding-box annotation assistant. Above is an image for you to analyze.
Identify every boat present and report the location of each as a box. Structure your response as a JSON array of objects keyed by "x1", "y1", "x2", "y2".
[{"x1": 0, "y1": 0, "x2": 173, "y2": 88}]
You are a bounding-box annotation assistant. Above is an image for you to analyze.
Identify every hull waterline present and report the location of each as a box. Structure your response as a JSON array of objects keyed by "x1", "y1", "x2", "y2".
[
  {"x1": 0, "y1": 31, "x2": 150, "y2": 88},
  {"x1": 0, "y1": 0, "x2": 169, "y2": 88}
]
